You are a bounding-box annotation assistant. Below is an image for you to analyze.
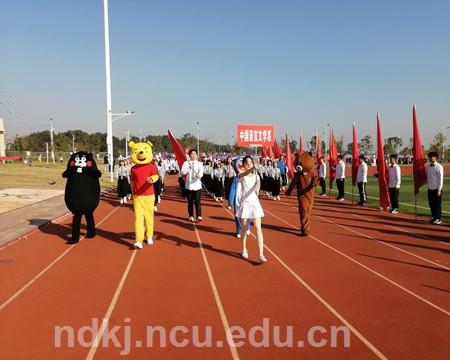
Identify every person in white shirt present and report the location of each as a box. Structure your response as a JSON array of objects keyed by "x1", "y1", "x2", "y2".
[
  {"x1": 318, "y1": 157, "x2": 327, "y2": 196},
  {"x1": 427, "y1": 152, "x2": 444, "y2": 225},
  {"x1": 356, "y1": 155, "x2": 368, "y2": 205},
  {"x1": 181, "y1": 149, "x2": 204, "y2": 222},
  {"x1": 335, "y1": 155, "x2": 346, "y2": 201},
  {"x1": 388, "y1": 155, "x2": 401, "y2": 214}
]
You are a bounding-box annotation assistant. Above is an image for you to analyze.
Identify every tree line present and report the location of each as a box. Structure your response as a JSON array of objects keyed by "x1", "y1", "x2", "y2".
[{"x1": 7, "y1": 130, "x2": 448, "y2": 158}]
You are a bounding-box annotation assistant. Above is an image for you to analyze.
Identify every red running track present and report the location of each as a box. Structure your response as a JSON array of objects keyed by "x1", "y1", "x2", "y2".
[{"x1": 0, "y1": 175, "x2": 448, "y2": 359}]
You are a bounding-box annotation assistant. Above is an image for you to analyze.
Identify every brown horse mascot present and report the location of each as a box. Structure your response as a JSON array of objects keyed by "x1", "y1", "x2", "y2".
[{"x1": 286, "y1": 152, "x2": 318, "y2": 236}]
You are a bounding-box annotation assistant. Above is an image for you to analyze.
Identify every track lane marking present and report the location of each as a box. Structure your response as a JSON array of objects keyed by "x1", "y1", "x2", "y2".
[
  {"x1": 264, "y1": 207, "x2": 450, "y2": 317},
  {"x1": 193, "y1": 222, "x2": 240, "y2": 360},
  {"x1": 0, "y1": 206, "x2": 120, "y2": 311},
  {"x1": 85, "y1": 250, "x2": 137, "y2": 360},
  {"x1": 217, "y1": 205, "x2": 387, "y2": 359}
]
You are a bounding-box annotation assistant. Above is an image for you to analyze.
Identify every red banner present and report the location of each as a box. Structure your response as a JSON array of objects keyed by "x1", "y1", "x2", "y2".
[
  {"x1": 377, "y1": 114, "x2": 390, "y2": 210},
  {"x1": 236, "y1": 124, "x2": 275, "y2": 147},
  {"x1": 352, "y1": 123, "x2": 360, "y2": 186},
  {"x1": 412, "y1": 105, "x2": 427, "y2": 195}
]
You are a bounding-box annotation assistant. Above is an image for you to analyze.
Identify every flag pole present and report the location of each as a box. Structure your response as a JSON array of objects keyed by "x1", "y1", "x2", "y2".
[{"x1": 414, "y1": 193, "x2": 418, "y2": 221}]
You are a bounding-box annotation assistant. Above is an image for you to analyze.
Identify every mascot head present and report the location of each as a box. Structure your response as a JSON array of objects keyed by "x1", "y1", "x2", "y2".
[
  {"x1": 64, "y1": 151, "x2": 100, "y2": 177},
  {"x1": 294, "y1": 152, "x2": 315, "y2": 174},
  {"x1": 129, "y1": 141, "x2": 154, "y2": 165}
]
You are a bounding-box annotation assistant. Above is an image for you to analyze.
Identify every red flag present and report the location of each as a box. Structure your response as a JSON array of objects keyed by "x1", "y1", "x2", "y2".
[
  {"x1": 274, "y1": 139, "x2": 282, "y2": 158},
  {"x1": 299, "y1": 132, "x2": 304, "y2": 153},
  {"x1": 376, "y1": 114, "x2": 390, "y2": 210},
  {"x1": 268, "y1": 146, "x2": 274, "y2": 158},
  {"x1": 316, "y1": 132, "x2": 322, "y2": 166},
  {"x1": 412, "y1": 105, "x2": 427, "y2": 195},
  {"x1": 328, "y1": 129, "x2": 338, "y2": 188},
  {"x1": 352, "y1": 123, "x2": 360, "y2": 186},
  {"x1": 285, "y1": 134, "x2": 294, "y2": 179},
  {"x1": 261, "y1": 146, "x2": 267, "y2": 158},
  {"x1": 168, "y1": 129, "x2": 187, "y2": 170}
]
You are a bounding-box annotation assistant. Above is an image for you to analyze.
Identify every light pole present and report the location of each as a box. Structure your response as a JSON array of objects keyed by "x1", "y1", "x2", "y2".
[
  {"x1": 49, "y1": 118, "x2": 55, "y2": 164},
  {"x1": 103, "y1": 0, "x2": 114, "y2": 182},
  {"x1": 125, "y1": 130, "x2": 130, "y2": 158},
  {"x1": 109, "y1": 111, "x2": 135, "y2": 181},
  {"x1": 45, "y1": 142, "x2": 49, "y2": 164},
  {"x1": 326, "y1": 123, "x2": 330, "y2": 156},
  {"x1": 72, "y1": 132, "x2": 75, "y2": 153},
  {"x1": 196, "y1": 121, "x2": 200, "y2": 155},
  {"x1": 444, "y1": 126, "x2": 450, "y2": 163}
]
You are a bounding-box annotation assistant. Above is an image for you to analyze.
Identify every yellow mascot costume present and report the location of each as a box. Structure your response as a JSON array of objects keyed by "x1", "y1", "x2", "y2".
[{"x1": 129, "y1": 141, "x2": 159, "y2": 249}]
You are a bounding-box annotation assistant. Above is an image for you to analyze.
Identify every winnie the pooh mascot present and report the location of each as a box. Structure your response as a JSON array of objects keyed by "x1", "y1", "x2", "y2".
[
  {"x1": 286, "y1": 152, "x2": 318, "y2": 236},
  {"x1": 129, "y1": 141, "x2": 159, "y2": 249}
]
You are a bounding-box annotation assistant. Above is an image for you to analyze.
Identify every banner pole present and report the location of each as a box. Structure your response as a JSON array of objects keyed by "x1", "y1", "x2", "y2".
[{"x1": 414, "y1": 193, "x2": 418, "y2": 221}]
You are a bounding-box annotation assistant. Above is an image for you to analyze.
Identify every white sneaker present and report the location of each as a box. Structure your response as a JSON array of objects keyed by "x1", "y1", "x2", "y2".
[
  {"x1": 134, "y1": 242, "x2": 143, "y2": 249},
  {"x1": 236, "y1": 234, "x2": 241, "y2": 238},
  {"x1": 189, "y1": 216, "x2": 195, "y2": 222},
  {"x1": 145, "y1": 238, "x2": 154, "y2": 245},
  {"x1": 123, "y1": 197, "x2": 128, "y2": 204},
  {"x1": 338, "y1": 198, "x2": 345, "y2": 202},
  {"x1": 259, "y1": 255, "x2": 267, "y2": 263},
  {"x1": 391, "y1": 209, "x2": 399, "y2": 214},
  {"x1": 241, "y1": 249, "x2": 248, "y2": 259},
  {"x1": 246, "y1": 229, "x2": 251, "y2": 236},
  {"x1": 120, "y1": 198, "x2": 124, "y2": 204},
  {"x1": 433, "y1": 219, "x2": 442, "y2": 225},
  {"x1": 276, "y1": 196, "x2": 280, "y2": 200},
  {"x1": 228, "y1": 206, "x2": 232, "y2": 210},
  {"x1": 197, "y1": 216, "x2": 203, "y2": 222},
  {"x1": 158, "y1": 197, "x2": 161, "y2": 204},
  {"x1": 154, "y1": 206, "x2": 158, "y2": 213}
]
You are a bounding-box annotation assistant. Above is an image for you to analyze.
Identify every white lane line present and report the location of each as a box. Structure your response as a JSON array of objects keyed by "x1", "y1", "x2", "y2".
[
  {"x1": 0, "y1": 206, "x2": 120, "y2": 312},
  {"x1": 219, "y1": 205, "x2": 386, "y2": 359},
  {"x1": 86, "y1": 250, "x2": 137, "y2": 360},
  {"x1": 314, "y1": 214, "x2": 450, "y2": 271},
  {"x1": 193, "y1": 223, "x2": 240, "y2": 360},
  {"x1": 285, "y1": 199, "x2": 450, "y2": 265},
  {"x1": 318, "y1": 191, "x2": 450, "y2": 247},
  {"x1": 265, "y1": 208, "x2": 450, "y2": 317}
]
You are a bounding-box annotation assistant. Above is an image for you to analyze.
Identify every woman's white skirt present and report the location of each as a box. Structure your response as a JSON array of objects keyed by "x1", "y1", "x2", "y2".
[{"x1": 237, "y1": 202, "x2": 265, "y2": 219}]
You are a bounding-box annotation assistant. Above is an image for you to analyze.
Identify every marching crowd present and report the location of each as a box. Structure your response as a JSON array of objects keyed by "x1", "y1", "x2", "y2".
[{"x1": 106, "y1": 148, "x2": 444, "y2": 260}]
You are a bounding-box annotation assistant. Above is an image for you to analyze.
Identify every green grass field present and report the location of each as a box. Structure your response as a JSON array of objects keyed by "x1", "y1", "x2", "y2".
[
  {"x1": 320, "y1": 176, "x2": 450, "y2": 223},
  {"x1": 0, "y1": 162, "x2": 116, "y2": 191}
]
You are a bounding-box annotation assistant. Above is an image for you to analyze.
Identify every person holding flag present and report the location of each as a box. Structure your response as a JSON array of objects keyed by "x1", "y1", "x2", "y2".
[
  {"x1": 388, "y1": 154, "x2": 401, "y2": 214},
  {"x1": 335, "y1": 155, "x2": 346, "y2": 201},
  {"x1": 181, "y1": 149, "x2": 204, "y2": 222},
  {"x1": 356, "y1": 155, "x2": 368, "y2": 205},
  {"x1": 318, "y1": 156, "x2": 327, "y2": 196},
  {"x1": 427, "y1": 152, "x2": 444, "y2": 225}
]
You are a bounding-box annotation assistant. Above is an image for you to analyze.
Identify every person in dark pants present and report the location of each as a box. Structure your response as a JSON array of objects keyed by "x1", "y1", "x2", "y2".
[
  {"x1": 318, "y1": 156, "x2": 327, "y2": 196},
  {"x1": 356, "y1": 155, "x2": 368, "y2": 205},
  {"x1": 181, "y1": 149, "x2": 204, "y2": 222},
  {"x1": 335, "y1": 155, "x2": 346, "y2": 201},
  {"x1": 427, "y1": 152, "x2": 444, "y2": 225},
  {"x1": 388, "y1": 155, "x2": 401, "y2": 214}
]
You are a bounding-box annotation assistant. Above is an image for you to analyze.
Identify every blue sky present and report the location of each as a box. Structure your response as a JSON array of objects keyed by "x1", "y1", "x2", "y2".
[{"x1": 1, "y1": 0, "x2": 449, "y2": 147}]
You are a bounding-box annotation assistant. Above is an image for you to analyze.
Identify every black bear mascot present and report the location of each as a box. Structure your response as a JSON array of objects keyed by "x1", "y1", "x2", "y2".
[{"x1": 62, "y1": 151, "x2": 102, "y2": 244}]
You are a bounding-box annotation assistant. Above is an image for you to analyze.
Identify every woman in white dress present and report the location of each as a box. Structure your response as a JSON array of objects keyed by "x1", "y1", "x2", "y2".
[{"x1": 236, "y1": 156, "x2": 267, "y2": 263}]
